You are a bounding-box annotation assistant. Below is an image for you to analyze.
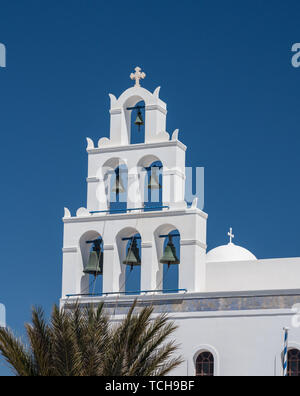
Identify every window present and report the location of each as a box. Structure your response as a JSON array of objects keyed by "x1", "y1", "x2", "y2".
[
  {"x1": 288, "y1": 349, "x2": 300, "y2": 376},
  {"x1": 196, "y1": 352, "x2": 214, "y2": 377}
]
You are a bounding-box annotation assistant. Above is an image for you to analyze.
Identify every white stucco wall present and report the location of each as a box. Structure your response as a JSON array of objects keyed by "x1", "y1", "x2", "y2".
[
  {"x1": 206, "y1": 258, "x2": 300, "y2": 292},
  {"x1": 171, "y1": 308, "x2": 295, "y2": 376}
]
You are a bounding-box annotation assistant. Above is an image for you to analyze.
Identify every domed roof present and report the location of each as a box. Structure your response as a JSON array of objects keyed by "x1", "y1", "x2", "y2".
[{"x1": 206, "y1": 243, "x2": 257, "y2": 263}]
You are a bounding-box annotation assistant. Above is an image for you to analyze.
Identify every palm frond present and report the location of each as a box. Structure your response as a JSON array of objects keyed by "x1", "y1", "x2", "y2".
[
  {"x1": 0, "y1": 299, "x2": 182, "y2": 377},
  {"x1": 0, "y1": 328, "x2": 36, "y2": 376}
]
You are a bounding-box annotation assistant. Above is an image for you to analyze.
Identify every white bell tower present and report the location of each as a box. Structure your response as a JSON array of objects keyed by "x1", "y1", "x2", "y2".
[{"x1": 61, "y1": 68, "x2": 208, "y2": 306}]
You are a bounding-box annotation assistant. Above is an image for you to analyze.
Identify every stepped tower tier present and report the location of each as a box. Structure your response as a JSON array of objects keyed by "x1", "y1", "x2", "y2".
[{"x1": 61, "y1": 68, "x2": 207, "y2": 304}]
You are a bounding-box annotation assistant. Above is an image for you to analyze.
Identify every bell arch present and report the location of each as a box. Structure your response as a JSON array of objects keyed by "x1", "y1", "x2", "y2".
[
  {"x1": 116, "y1": 227, "x2": 142, "y2": 295},
  {"x1": 125, "y1": 97, "x2": 146, "y2": 145},
  {"x1": 137, "y1": 155, "x2": 164, "y2": 211},
  {"x1": 123, "y1": 95, "x2": 146, "y2": 145},
  {"x1": 79, "y1": 230, "x2": 104, "y2": 295},
  {"x1": 154, "y1": 224, "x2": 181, "y2": 293},
  {"x1": 109, "y1": 86, "x2": 168, "y2": 146},
  {"x1": 101, "y1": 158, "x2": 128, "y2": 214}
]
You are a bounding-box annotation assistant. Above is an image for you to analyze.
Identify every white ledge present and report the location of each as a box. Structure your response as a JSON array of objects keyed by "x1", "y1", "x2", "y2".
[
  {"x1": 63, "y1": 208, "x2": 208, "y2": 223},
  {"x1": 87, "y1": 140, "x2": 187, "y2": 154}
]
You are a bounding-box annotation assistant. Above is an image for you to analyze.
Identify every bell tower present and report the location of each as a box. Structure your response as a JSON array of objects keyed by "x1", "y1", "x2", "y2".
[{"x1": 61, "y1": 68, "x2": 208, "y2": 305}]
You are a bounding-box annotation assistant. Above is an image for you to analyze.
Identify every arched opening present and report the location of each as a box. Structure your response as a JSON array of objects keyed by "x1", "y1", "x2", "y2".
[
  {"x1": 137, "y1": 155, "x2": 163, "y2": 212},
  {"x1": 103, "y1": 159, "x2": 128, "y2": 214},
  {"x1": 80, "y1": 231, "x2": 104, "y2": 295},
  {"x1": 144, "y1": 161, "x2": 163, "y2": 211},
  {"x1": 160, "y1": 230, "x2": 180, "y2": 293},
  {"x1": 116, "y1": 227, "x2": 142, "y2": 296},
  {"x1": 129, "y1": 100, "x2": 146, "y2": 145},
  {"x1": 123, "y1": 233, "x2": 142, "y2": 295},
  {"x1": 288, "y1": 349, "x2": 300, "y2": 376},
  {"x1": 196, "y1": 352, "x2": 214, "y2": 377},
  {"x1": 154, "y1": 224, "x2": 180, "y2": 293}
]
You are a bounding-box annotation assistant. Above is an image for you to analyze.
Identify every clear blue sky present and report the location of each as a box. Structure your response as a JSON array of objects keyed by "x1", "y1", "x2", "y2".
[{"x1": 0, "y1": 0, "x2": 300, "y2": 375}]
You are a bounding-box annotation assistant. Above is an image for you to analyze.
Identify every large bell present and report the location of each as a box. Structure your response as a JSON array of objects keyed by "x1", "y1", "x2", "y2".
[
  {"x1": 84, "y1": 243, "x2": 103, "y2": 277},
  {"x1": 111, "y1": 171, "x2": 126, "y2": 195},
  {"x1": 123, "y1": 239, "x2": 141, "y2": 270},
  {"x1": 160, "y1": 236, "x2": 180, "y2": 268},
  {"x1": 148, "y1": 167, "x2": 162, "y2": 190},
  {"x1": 134, "y1": 110, "x2": 144, "y2": 131}
]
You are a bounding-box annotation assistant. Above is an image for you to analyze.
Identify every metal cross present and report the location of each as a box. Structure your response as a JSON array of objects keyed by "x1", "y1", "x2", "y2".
[
  {"x1": 228, "y1": 227, "x2": 235, "y2": 244},
  {"x1": 130, "y1": 66, "x2": 146, "y2": 87}
]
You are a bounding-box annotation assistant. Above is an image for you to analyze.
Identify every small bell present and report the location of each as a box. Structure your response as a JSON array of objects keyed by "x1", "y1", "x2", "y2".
[
  {"x1": 84, "y1": 241, "x2": 103, "y2": 277},
  {"x1": 148, "y1": 167, "x2": 162, "y2": 190},
  {"x1": 112, "y1": 169, "x2": 126, "y2": 195},
  {"x1": 123, "y1": 238, "x2": 141, "y2": 271},
  {"x1": 160, "y1": 235, "x2": 180, "y2": 268},
  {"x1": 134, "y1": 109, "x2": 144, "y2": 131}
]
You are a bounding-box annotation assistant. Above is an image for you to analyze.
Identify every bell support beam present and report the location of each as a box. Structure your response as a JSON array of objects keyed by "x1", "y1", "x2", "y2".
[
  {"x1": 127, "y1": 169, "x2": 143, "y2": 210},
  {"x1": 102, "y1": 245, "x2": 120, "y2": 294},
  {"x1": 162, "y1": 169, "x2": 186, "y2": 208},
  {"x1": 159, "y1": 234, "x2": 180, "y2": 238},
  {"x1": 126, "y1": 105, "x2": 146, "y2": 111},
  {"x1": 140, "y1": 242, "x2": 159, "y2": 292}
]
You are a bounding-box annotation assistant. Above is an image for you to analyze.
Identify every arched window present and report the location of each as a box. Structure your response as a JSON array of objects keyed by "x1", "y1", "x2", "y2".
[
  {"x1": 196, "y1": 352, "x2": 214, "y2": 377},
  {"x1": 80, "y1": 234, "x2": 104, "y2": 296},
  {"x1": 109, "y1": 164, "x2": 128, "y2": 214},
  {"x1": 144, "y1": 160, "x2": 163, "y2": 211},
  {"x1": 288, "y1": 349, "x2": 300, "y2": 376},
  {"x1": 129, "y1": 100, "x2": 145, "y2": 145},
  {"x1": 161, "y1": 230, "x2": 180, "y2": 293},
  {"x1": 123, "y1": 233, "x2": 142, "y2": 295}
]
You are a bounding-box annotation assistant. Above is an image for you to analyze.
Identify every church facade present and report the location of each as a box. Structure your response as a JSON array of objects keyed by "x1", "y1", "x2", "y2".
[{"x1": 61, "y1": 68, "x2": 300, "y2": 376}]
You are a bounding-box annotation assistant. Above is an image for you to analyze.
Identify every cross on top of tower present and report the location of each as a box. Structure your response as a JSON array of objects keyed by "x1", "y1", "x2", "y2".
[
  {"x1": 130, "y1": 66, "x2": 146, "y2": 87},
  {"x1": 228, "y1": 227, "x2": 235, "y2": 244}
]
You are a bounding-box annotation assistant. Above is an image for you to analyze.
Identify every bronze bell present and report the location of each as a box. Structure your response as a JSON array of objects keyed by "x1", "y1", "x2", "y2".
[
  {"x1": 134, "y1": 110, "x2": 144, "y2": 131},
  {"x1": 123, "y1": 238, "x2": 141, "y2": 271},
  {"x1": 160, "y1": 235, "x2": 180, "y2": 268},
  {"x1": 111, "y1": 171, "x2": 125, "y2": 195},
  {"x1": 148, "y1": 167, "x2": 162, "y2": 190},
  {"x1": 84, "y1": 242, "x2": 103, "y2": 277}
]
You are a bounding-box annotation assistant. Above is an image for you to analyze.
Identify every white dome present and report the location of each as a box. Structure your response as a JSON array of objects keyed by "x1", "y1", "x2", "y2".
[{"x1": 206, "y1": 243, "x2": 257, "y2": 263}]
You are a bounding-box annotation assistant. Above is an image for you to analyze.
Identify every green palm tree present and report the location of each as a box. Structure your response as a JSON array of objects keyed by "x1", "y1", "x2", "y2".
[{"x1": 0, "y1": 301, "x2": 183, "y2": 376}]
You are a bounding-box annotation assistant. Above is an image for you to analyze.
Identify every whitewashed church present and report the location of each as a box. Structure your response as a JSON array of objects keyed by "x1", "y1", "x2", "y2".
[{"x1": 61, "y1": 68, "x2": 300, "y2": 376}]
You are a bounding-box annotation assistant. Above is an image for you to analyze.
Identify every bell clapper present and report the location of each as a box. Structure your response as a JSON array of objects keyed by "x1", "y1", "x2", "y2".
[
  {"x1": 112, "y1": 167, "x2": 126, "y2": 197},
  {"x1": 127, "y1": 104, "x2": 145, "y2": 132},
  {"x1": 159, "y1": 234, "x2": 180, "y2": 268},
  {"x1": 123, "y1": 237, "x2": 142, "y2": 268},
  {"x1": 148, "y1": 166, "x2": 162, "y2": 191},
  {"x1": 84, "y1": 239, "x2": 104, "y2": 278}
]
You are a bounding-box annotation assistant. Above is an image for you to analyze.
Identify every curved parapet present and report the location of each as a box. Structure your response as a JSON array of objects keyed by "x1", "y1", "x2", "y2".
[
  {"x1": 86, "y1": 137, "x2": 95, "y2": 150},
  {"x1": 64, "y1": 207, "x2": 71, "y2": 218},
  {"x1": 76, "y1": 207, "x2": 91, "y2": 218},
  {"x1": 172, "y1": 129, "x2": 180, "y2": 141}
]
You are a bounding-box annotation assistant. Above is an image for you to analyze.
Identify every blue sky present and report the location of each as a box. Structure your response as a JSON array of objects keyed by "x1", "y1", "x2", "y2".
[{"x1": 0, "y1": 0, "x2": 300, "y2": 375}]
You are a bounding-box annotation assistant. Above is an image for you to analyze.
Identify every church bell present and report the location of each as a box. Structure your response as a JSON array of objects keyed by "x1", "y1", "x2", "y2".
[
  {"x1": 160, "y1": 235, "x2": 180, "y2": 268},
  {"x1": 134, "y1": 109, "x2": 144, "y2": 131},
  {"x1": 84, "y1": 241, "x2": 103, "y2": 277},
  {"x1": 111, "y1": 169, "x2": 126, "y2": 195},
  {"x1": 123, "y1": 238, "x2": 141, "y2": 271},
  {"x1": 148, "y1": 167, "x2": 162, "y2": 190}
]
